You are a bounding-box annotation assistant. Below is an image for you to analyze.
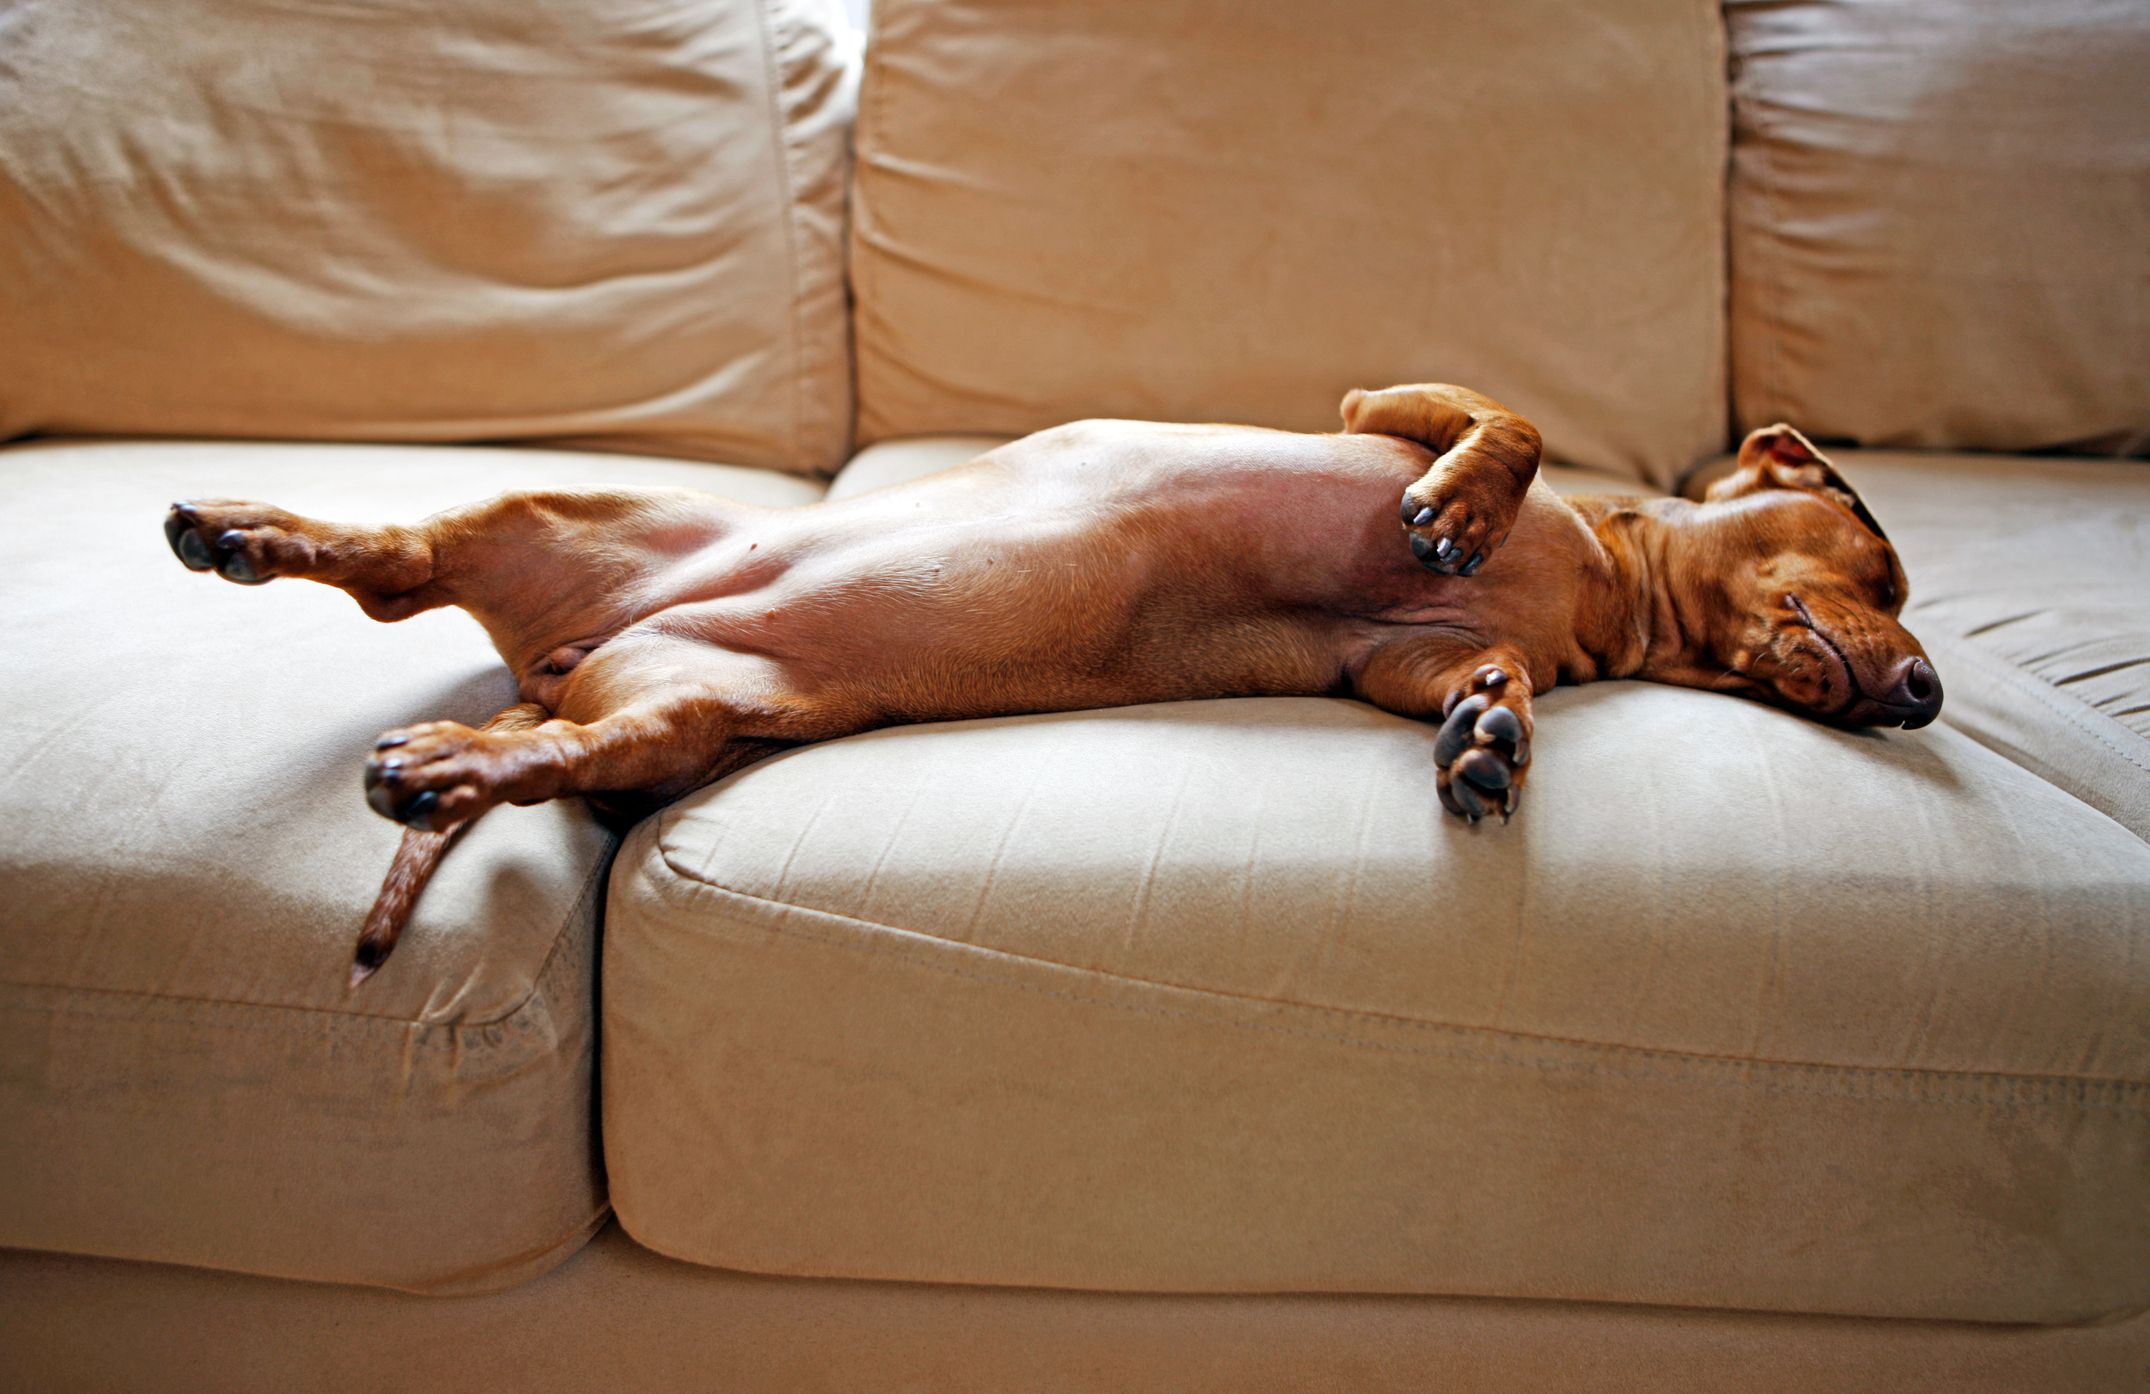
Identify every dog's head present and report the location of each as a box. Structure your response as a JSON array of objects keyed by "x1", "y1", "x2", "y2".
[{"x1": 1657, "y1": 425, "x2": 1941, "y2": 730}]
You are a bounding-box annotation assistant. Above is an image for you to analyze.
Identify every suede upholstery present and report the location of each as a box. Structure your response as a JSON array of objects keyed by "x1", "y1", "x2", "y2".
[
  {"x1": 1727, "y1": 0, "x2": 2150, "y2": 455},
  {"x1": 0, "y1": 0, "x2": 856, "y2": 476},
  {"x1": 0, "y1": 441, "x2": 819, "y2": 1293},
  {"x1": 3, "y1": 0, "x2": 2148, "y2": 1384},
  {"x1": 851, "y1": 0, "x2": 1730, "y2": 487},
  {"x1": 604, "y1": 686, "x2": 2150, "y2": 1322},
  {"x1": 4, "y1": 1222, "x2": 2147, "y2": 1394}
]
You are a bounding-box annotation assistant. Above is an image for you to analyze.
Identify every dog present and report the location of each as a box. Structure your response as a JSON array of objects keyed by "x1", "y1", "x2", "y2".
[{"x1": 162, "y1": 383, "x2": 1941, "y2": 984}]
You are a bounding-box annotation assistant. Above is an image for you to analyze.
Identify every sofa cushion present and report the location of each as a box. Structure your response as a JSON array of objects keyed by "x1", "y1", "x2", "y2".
[
  {"x1": 1727, "y1": 0, "x2": 2150, "y2": 455},
  {"x1": 0, "y1": 438, "x2": 820, "y2": 1293},
  {"x1": 604, "y1": 686, "x2": 2150, "y2": 1323},
  {"x1": 0, "y1": 0, "x2": 855, "y2": 476},
  {"x1": 1693, "y1": 449, "x2": 2150, "y2": 842},
  {"x1": 850, "y1": 0, "x2": 1729, "y2": 488}
]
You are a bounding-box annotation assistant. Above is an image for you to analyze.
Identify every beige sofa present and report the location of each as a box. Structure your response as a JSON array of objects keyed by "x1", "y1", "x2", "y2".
[{"x1": 3, "y1": 0, "x2": 2147, "y2": 1387}]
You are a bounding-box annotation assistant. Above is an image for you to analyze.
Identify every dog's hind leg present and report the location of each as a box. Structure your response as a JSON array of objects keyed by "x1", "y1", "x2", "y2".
[
  {"x1": 163, "y1": 498, "x2": 452, "y2": 620},
  {"x1": 162, "y1": 488, "x2": 737, "y2": 639},
  {"x1": 1340, "y1": 382, "x2": 1542, "y2": 577},
  {"x1": 358, "y1": 634, "x2": 850, "y2": 836},
  {"x1": 347, "y1": 636, "x2": 835, "y2": 984},
  {"x1": 348, "y1": 700, "x2": 552, "y2": 988}
]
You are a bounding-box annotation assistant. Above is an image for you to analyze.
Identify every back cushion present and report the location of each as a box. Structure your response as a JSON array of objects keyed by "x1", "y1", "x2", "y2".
[
  {"x1": 851, "y1": 0, "x2": 1728, "y2": 488},
  {"x1": 1728, "y1": 0, "x2": 2150, "y2": 456},
  {"x1": 0, "y1": 0, "x2": 854, "y2": 477}
]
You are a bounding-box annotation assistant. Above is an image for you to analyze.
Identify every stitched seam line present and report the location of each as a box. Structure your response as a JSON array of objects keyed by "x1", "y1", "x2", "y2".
[
  {"x1": 0, "y1": 837, "x2": 614, "y2": 1032},
  {"x1": 1722, "y1": 6, "x2": 1792, "y2": 435},
  {"x1": 849, "y1": 0, "x2": 892, "y2": 445},
  {"x1": 1937, "y1": 634, "x2": 2150, "y2": 780},
  {"x1": 648, "y1": 846, "x2": 2150, "y2": 1102},
  {"x1": 1706, "y1": 0, "x2": 1736, "y2": 466}
]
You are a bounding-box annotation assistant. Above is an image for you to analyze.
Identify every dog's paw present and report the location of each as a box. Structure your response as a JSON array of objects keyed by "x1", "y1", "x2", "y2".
[
  {"x1": 363, "y1": 722, "x2": 507, "y2": 832},
  {"x1": 1433, "y1": 666, "x2": 1532, "y2": 823},
  {"x1": 1399, "y1": 476, "x2": 1519, "y2": 578},
  {"x1": 164, "y1": 500, "x2": 304, "y2": 585}
]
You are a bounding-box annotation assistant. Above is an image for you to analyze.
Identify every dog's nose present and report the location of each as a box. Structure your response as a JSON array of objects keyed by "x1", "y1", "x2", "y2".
[{"x1": 1889, "y1": 656, "x2": 1943, "y2": 729}]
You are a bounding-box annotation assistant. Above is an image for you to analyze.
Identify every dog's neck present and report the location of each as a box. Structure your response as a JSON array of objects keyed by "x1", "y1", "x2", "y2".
[{"x1": 1570, "y1": 497, "x2": 1718, "y2": 685}]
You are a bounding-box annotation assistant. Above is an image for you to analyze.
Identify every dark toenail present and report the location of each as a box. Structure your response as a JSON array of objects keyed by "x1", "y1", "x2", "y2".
[
  {"x1": 213, "y1": 532, "x2": 265, "y2": 584},
  {"x1": 1411, "y1": 506, "x2": 1435, "y2": 526},
  {"x1": 1455, "y1": 747, "x2": 1512, "y2": 790},
  {"x1": 176, "y1": 529, "x2": 214, "y2": 570},
  {"x1": 1478, "y1": 706, "x2": 1524, "y2": 746},
  {"x1": 1435, "y1": 694, "x2": 1489, "y2": 766},
  {"x1": 1410, "y1": 534, "x2": 1435, "y2": 561},
  {"x1": 366, "y1": 781, "x2": 397, "y2": 818},
  {"x1": 375, "y1": 734, "x2": 408, "y2": 751},
  {"x1": 1451, "y1": 780, "x2": 1491, "y2": 820},
  {"x1": 1462, "y1": 552, "x2": 1485, "y2": 576},
  {"x1": 403, "y1": 790, "x2": 440, "y2": 830}
]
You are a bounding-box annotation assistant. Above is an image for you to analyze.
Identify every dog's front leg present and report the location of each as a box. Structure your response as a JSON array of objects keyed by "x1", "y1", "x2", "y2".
[
  {"x1": 1340, "y1": 382, "x2": 1542, "y2": 578},
  {"x1": 1353, "y1": 634, "x2": 1537, "y2": 824}
]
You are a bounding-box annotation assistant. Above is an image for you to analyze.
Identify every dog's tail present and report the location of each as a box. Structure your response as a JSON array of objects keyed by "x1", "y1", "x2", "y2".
[
  {"x1": 349, "y1": 826, "x2": 462, "y2": 989},
  {"x1": 348, "y1": 701, "x2": 550, "y2": 990}
]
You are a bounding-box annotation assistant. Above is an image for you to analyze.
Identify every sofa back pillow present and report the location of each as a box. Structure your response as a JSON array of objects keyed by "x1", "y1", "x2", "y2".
[
  {"x1": 1728, "y1": 0, "x2": 2150, "y2": 456},
  {"x1": 0, "y1": 0, "x2": 854, "y2": 477},
  {"x1": 850, "y1": 0, "x2": 1729, "y2": 489}
]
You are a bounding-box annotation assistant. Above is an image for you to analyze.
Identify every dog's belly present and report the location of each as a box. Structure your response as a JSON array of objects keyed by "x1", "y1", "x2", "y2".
[{"x1": 626, "y1": 419, "x2": 1590, "y2": 724}]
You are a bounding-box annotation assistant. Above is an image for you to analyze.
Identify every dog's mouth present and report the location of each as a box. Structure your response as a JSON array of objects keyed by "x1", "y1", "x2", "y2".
[{"x1": 1779, "y1": 595, "x2": 1941, "y2": 730}]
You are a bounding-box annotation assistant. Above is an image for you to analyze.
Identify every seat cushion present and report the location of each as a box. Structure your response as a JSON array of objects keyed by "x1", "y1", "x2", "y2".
[
  {"x1": 850, "y1": 0, "x2": 1729, "y2": 488},
  {"x1": 1726, "y1": 0, "x2": 2150, "y2": 455},
  {"x1": 1690, "y1": 449, "x2": 2150, "y2": 842},
  {"x1": 604, "y1": 683, "x2": 2150, "y2": 1322},
  {"x1": 0, "y1": 438, "x2": 821, "y2": 1293},
  {"x1": 0, "y1": 0, "x2": 855, "y2": 476}
]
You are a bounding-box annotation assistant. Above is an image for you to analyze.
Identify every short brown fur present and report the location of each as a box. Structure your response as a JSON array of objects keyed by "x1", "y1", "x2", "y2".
[{"x1": 163, "y1": 385, "x2": 1939, "y2": 982}]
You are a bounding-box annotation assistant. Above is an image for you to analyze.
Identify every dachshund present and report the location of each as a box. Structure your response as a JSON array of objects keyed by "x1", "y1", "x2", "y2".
[{"x1": 162, "y1": 383, "x2": 1941, "y2": 983}]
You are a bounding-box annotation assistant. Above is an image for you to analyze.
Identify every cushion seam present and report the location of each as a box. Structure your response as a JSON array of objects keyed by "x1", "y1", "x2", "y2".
[
  {"x1": 648, "y1": 844, "x2": 2150, "y2": 1101},
  {"x1": 754, "y1": 0, "x2": 810, "y2": 474},
  {"x1": 1936, "y1": 633, "x2": 2150, "y2": 778}
]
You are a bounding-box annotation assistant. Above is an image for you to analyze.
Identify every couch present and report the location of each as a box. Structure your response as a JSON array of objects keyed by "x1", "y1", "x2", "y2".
[{"x1": 3, "y1": 0, "x2": 2146, "y2": 1388}]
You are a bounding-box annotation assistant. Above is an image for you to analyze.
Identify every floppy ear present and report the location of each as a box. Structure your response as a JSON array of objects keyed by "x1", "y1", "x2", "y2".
[{"x1": 1707, "y1": 424, "x2": 1890, "y2": 542}]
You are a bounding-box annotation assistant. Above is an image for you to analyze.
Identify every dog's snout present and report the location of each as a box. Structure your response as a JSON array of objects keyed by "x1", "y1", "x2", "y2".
[
  {"x1": 1890, "y1": 656, "x2": 1943, "y2": 729},
  {"x1": 1829, "y1": 653, "x2": 1943, "y2": 730}
]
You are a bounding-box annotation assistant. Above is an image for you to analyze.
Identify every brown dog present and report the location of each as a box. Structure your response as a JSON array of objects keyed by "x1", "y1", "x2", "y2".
[{"x1": 162, "y1": 384, "x2": 1940, "y2": 983}]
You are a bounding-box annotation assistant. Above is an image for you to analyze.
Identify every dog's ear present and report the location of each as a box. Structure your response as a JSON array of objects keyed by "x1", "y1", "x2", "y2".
[{"x1": 1707, "y1": 424, "x2": 1890, "y2": 543}]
